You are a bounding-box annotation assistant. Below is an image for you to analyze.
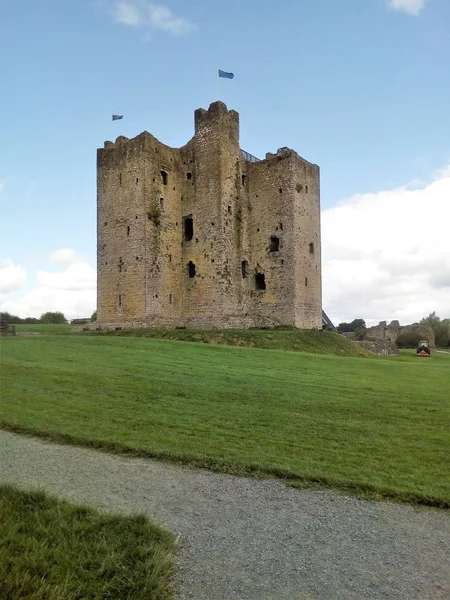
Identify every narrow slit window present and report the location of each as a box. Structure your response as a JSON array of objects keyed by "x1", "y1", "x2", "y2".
[
  {"x1": 119, "y1": 173, "x2": 122, "y2": 186},
  {"x1": 187, "y1": 172, "x2": 192, "y2": 180},
  {"x1": 305, "y1": 277, "x2": 308, "y2": 287},
  {"x1": 309, "y1": 242, "x2": 314, "y2": 254},
  {"x1": 118, "y1": 294, "x2": 122, "y2": 307},
  {"x1": 160, "y1": 197, "x2": 165, "y2": 210},
  {"x1": 270, "y1": 236, "x2": 280, "y2": 252},
  {"x1": 255, "y1": 273, "x2": 266, "y2": 290},
  {"x1": 127, "y1": 226, "x2": 130, "y2": 236},
  {"x1": 242, "y1": 174, "x2": 247, "y2": 186},
  {"x1": 184, "y1": 216, "x2": 193, "y2": 241},
  {"x1": 187, "y1": 261, "x2": 196, "y2": 278},
  {"x1": 241, "y1": 260, "x2": 249, "y2": 278},
  {"x1": 161, "y1": 170, "x2": 168, "y2": 185}
]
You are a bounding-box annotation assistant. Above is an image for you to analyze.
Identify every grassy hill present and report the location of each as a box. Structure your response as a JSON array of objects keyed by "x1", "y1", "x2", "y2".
[
  {"x1": 85, "y1": 327, "x2": 373, "y2": 357},
  {"x1": 1, "y1": 334, "x2": 448, "y2": 506}
]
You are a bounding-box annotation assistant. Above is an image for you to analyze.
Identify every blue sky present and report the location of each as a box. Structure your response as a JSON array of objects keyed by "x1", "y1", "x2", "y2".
[{"x1": 1, "y1": 0, "x2": 449, "y2": 323}]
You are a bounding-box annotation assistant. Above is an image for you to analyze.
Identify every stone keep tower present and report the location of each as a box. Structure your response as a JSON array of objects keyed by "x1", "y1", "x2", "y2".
[{"x1": 97, "y1": 101, "x2": 322, "y2": 329}]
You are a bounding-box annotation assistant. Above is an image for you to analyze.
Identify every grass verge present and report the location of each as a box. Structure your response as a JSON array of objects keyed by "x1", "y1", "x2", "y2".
[
  {"x1": 0, "y1": 484, "x2": 176, "y2": 600},
  {"x1": 1, "y1": 335, "x2": 449, "y2": 507}
]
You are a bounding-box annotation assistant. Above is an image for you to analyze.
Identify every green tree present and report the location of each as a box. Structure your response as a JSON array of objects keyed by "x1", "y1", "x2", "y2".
[
  {"x1": 396, "y1": 330, "x2": 422, "y2": 348},
  {"x1": 91, "y1": 311, "x2": 97, "y2": 322},
  {"x1": 420, "y1": 311, "x2": 440, "y2": 328},
  {"x1": 351, "y1": 319, "x2": 366, "y2": 330},
  {"x1": 40, "y1": 311, "x2": 67, "y2": 324},
  {"x1": 337, "y1": 319, "x2": 366, "y2": 333},
  {"x1": 0, "y1": 312, "x2": 22, "y2": 324},
  {"x1": 420, "y1": 312, "x2": 450, "y2": 347}
]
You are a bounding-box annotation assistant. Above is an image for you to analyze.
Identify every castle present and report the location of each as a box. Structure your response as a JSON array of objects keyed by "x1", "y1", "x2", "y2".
[{"x1": 96, "y1": 101, "x2": 322, "y2": 329}]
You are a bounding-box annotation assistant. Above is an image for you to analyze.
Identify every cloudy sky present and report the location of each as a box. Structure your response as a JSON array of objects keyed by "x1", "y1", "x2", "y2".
[{"x1": 1, "y1": 0, "x2": 449, "y2": 325}]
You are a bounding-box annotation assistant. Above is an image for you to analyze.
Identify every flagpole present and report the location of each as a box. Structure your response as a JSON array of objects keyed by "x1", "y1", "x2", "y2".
[{"x1": 216, "y1": 68, "x2": 219, "y2": 100}]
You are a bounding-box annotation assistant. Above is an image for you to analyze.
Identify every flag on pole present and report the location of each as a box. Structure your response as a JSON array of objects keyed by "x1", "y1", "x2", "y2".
[
  {"x1": 112, "y1": 114, "x2": 123, "y2": 121},
  {"x1": 218, "y1": 69, "x2": 234, "y2": 79}
]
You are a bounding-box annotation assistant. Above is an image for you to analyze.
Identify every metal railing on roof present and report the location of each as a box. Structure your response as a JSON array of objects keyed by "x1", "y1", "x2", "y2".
[
  {"x1": 322, "y1": 310, "x2": 336, "y2": 331},
  {"x1": 241, "y1": 149, "x2": 260, "y2": 163}
]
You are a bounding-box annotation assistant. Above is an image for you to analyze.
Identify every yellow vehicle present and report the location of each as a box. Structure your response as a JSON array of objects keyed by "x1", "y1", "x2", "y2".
[{"x1": 416, "y1": 340, "x2": 431, "y2": 356}]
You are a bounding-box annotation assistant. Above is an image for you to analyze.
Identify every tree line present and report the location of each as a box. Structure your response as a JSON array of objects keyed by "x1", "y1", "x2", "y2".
[{"x1": 0, "y1": 311, "x2": 98, "y2": 324}]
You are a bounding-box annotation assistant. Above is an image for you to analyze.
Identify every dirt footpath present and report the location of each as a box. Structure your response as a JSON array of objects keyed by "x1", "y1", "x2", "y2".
[{"x1": 1, "y1": 430, "x2": 449, "y2": 600}]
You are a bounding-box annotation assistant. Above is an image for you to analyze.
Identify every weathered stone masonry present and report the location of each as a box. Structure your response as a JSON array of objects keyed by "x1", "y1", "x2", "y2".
[{"x1": 97, "y1": 101, "x2": 322, "y2": 329}]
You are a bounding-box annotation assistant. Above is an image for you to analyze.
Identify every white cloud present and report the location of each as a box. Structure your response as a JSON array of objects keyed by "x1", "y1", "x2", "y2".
[
  {"x1": 114, "y1": 0, "x2": 142, "y2": 25},
  {"x1": 386, "y1": 0, "x2": 429, "y2": 16},
  {"x1": 0, "y1": 288, "x2": 96, "y2": 320},
  {"x1": 0, "y1": 250, "x2": 96, "y2": 319},
  {"x1": 109, "y1": 0, "x2": 196, "y2": 35},
  {"x1": 322, "y1": 164, "x2": 450, "y2": 326},
  {"x1": 49, "y1": 248, "x2": 85, "y2": 266},
  {"x1": 0, "y1": 259, "x2": 27, "y2": 294},
  {"x1": 38, "y1": 263, "x2": 96, "y2": 292}
]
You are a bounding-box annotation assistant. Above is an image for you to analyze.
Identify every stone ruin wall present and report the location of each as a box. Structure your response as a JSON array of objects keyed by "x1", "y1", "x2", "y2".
[
  {"x1": 97, "y1": 101, "x2": 322, "y2": 330},
  {"x1": 367, "y1": 320, "x2": 436, "y2": 346}
]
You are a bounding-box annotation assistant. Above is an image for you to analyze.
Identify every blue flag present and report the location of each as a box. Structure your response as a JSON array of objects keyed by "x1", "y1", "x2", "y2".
[
  {"x1": 218, "y1": 69, "x2": 234, "y2": 79},
  {"x1": 112, "y1": 114, "x2": 123, "y2": 121}
]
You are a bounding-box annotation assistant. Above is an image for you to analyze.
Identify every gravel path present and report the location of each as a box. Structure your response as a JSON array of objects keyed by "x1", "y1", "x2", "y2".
[{"x1": 1, "y1": 430, "x2": 449, "y2": 600}]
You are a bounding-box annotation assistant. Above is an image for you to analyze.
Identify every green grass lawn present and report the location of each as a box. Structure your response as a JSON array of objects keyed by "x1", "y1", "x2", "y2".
[
  {"x1": 0, "y1": 485, "x2": 175, "y2": 600},
  {"x1": 1, "y1": 335, "x2": 449, "y2": 506}
]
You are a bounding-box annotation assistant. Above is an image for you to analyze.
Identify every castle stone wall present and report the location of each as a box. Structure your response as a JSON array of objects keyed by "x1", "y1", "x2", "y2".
[{"x1": 97, "y1": 102, "x2": 322, "y2": 330}]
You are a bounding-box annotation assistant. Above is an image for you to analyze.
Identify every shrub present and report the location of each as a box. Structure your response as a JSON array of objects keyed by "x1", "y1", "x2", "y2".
[
  {"x1": 396, "y1": 331, "x2": 422, "y2": 348},
  {"x1": 40, "y1": 312, "x2": 67, "y2": 324}
]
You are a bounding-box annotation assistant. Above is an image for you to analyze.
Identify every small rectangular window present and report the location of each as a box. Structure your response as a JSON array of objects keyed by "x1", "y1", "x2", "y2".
[
  {"x1": 127, "y1": 226, "x2": 130, "y2": 236},
  {"x1": 161, "y1": 170, "x2": 168, "y2": 185},
  {"x1": 309, "y1": 242, "x2": 314, "y2": 254},
  {"x1": 187, "y1": 172, "x2": 192, "y2": 180},
  {"x1": 184, "y1": 216, "x2": 194, "y2": 241},
  {"x1": 270, "y1": 236, "x2": 280, "y2": 252},
  {"x1": 187, "y1": 261, "x2": 196, "y2": 278},
  {"x1": 242, "y1": 174, "x2": 247, "y2": 186},
  {"x1": 255, "y1": 273, "x2": 266, "y2": 290},
  {"x1": 305, "y1": 277, "x2": 308, "y2": 287},
  {"x1": 118, "y1": 294, "x2": 122, "y2": 306},
  {"x1": 241, "y1": 260, "x2": 249, "y2": 278}
]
